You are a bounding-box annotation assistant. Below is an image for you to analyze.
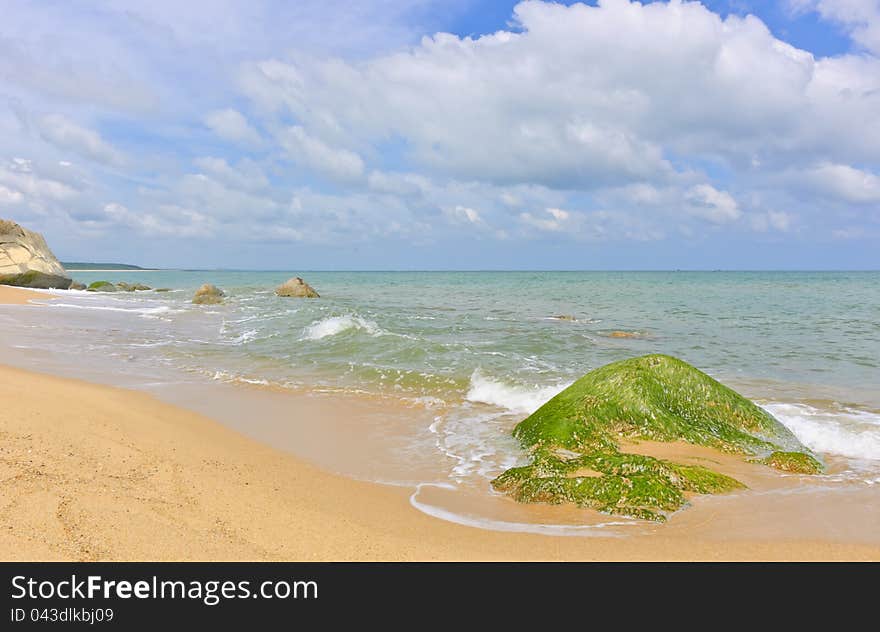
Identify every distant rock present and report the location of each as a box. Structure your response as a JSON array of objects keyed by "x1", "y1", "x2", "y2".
[
  {"x1": 552, "y1": 315, "x2": 576, "y2": 321},
  {"x1": 154, "y1": 288, "x2": 172, "y2": 293},
  {"x1": 87, "y1": 281, "x2": 117, "y2": 292},
  {"x1": 192, "y1": 284, "x2": 224, "y2": 305},
  {"x1": 275, "y1": 277, "x2": 319, "y2": 298},
  {"x1": 607, "y1": 330, "x2": 642, "y2": 338},
  {"x1": 117, "y1": 282, "x2": 151, "y2": 292},
  {"x1": 69, "y1": 282, "x2": 87, "y2": 290},
  {"x1": 0, "y1": 219, "x2": 72, "y2": 289}
]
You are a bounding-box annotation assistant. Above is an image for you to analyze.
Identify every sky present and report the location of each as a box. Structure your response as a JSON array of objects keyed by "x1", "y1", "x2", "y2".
[{"x1": 0, "y1": 0, "x2": 878, "y2": 270}]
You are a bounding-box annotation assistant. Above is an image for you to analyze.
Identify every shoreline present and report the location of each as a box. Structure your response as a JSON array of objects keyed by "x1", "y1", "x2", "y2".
[
  {"x1": 3, "y1": 361, "x2": 879, "y2": 561},
  {"x1": 0, "y1": 285, "x2": 56, "y2": 305},
  {"x1": 1, "y1": 285, "x2": 878, "y2": 560}
]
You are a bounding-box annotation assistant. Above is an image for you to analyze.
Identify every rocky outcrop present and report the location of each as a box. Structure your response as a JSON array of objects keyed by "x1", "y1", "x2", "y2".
[
  {"x1": 69, "y1": 282, "x2": 87, "y2": 290},
  {"x1": 0, "y1": 219, "x2": 72, "y2": 289},
  {"x1": 275, "y1": 277, "x2": 319, "y2": 298},
  {"x1": 492, "y1": 354, "x2": 822, "y2": 521},
  {"x1": 193, "y1": 284, "x2": 224, "y2": 305}
]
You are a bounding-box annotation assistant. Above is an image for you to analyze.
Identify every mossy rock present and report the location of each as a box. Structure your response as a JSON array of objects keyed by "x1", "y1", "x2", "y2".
[
  {"x1": 0, "y1": 270, "x2": 72, "y2": 289},
  {"x1": 86, "y1": 281, "x2": 117, "y2": 292},
  {"x1": 757, "y1": 451, "x2": 823, "y2": 474},
  {"x1": 491, "y1": 354, "x2": 821, "y2": 521},
  {"x1": 116, "y1": 282, "x2": 151, "y2": 292},
  {"x1": 154, "y1": 288, "x2": 172, "y2": 292}
]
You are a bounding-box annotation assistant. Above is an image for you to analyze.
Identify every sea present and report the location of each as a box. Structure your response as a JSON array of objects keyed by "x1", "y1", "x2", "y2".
[{"x1": 2, "y1": 270, "x2": 878, "y2": 533}]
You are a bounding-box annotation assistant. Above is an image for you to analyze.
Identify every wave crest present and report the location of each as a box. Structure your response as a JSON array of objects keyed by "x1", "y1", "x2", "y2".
[
  {"x1": 301, "y1": 315, "x2": 382, "y2": 341},
  {"x1": 465, "y1": 370, "x2": 569, "y2": 414}
]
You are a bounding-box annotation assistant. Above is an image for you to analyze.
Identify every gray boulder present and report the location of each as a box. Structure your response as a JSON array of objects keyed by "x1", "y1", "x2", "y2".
[{"x1": 0, "y1": 219, "x2": 72, "y2": 289}]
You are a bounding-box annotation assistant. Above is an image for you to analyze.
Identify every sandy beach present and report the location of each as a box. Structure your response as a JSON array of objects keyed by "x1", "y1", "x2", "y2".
[
  {"x1": 1, "y1": 285, "x2": 878, "y2": 561},
  {"x1": 0, "y1": 285, "x2": 53, "y2": 305}
]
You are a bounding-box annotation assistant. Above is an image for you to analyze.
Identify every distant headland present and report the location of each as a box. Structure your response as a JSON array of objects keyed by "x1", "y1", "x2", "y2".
[{"x1": 61, "y1": 262, "x2": 156, "y2": 271}]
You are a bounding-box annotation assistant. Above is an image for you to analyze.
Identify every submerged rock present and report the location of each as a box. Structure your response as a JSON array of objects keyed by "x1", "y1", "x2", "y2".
[
  {"x1": 154, "y1": 288, "x2": 172, "y2": 292},
  {"x1": 192, "y1": 283, "x2": 224, "y2": 305},
  {"x1": 275, "y1": 276, "x2": 319, "y2": 298},
  {"x1": 116, "y1": 282, "x2": 151, "y2": 292},
  {"x1": 552, "y1": 315, "x2": 576, "y2": 321},
  {"x1": 607, "y1": 330, "x2": 643, "y2": 338},
  {"x1": 492, "y1": 354, "x2": 821, "y2": 521},
  {"x1": 87, "y1": 281, "x2": 117, "y2": 292},
  {"x1": 0, "y1": 219, "x2": 72, "y2": 289}
]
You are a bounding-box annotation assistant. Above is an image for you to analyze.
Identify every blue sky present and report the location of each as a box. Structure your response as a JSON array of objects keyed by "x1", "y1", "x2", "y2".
[{"x1": 0, "y1": 0, "x2": 878, "y2": 269}]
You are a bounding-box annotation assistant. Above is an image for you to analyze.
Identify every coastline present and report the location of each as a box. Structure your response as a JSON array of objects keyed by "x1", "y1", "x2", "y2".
[{"x1": 1, "y1": 286, "x2": 878, "y2": 560}]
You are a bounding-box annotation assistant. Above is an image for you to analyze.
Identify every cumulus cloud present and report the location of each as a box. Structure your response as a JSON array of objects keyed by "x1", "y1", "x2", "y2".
[
  {"x1": 791, "y1": 0, "x2": 880, "y2": 54},
  {"x1": 279, "y1": 126, "x2": 365, "y2": 182},
  {"x1": 193, "y1": 156, "x2": 270, "y2": 192},
  {"x1": 102, "y1": 202, "x2": 214, "y2": 238},
  {"x1": 805, "y1": 162, "x2": 880, "y2": 203},
  {"x1": 684, "y1": 184, "x2": 742, "y2": 224},
  {"x1": 37, "y1": 114, "x2": 124, "y2": 165},
  {"x1": 0, "y1": 0, "x2": 878, "y2": 265},
  {"x1": 519, "y1": 207, "x2": 571, "y2": 232},
  {"x1": 238, "y1": 0, "x2": 880, "y2": 191},
  {"x1": 204, "y1": 109, "x2": 262, "y2": 145}
]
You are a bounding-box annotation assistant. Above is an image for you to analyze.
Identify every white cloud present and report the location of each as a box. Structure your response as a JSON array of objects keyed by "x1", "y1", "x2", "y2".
[
  {"x1": 806, "y1": 162, "x2": 880, "y2": 203},
  {"x1": 0, "y1": 185, "x2": 24, "y2": 204},
  {"x1": 0, "y1": 158, "x2": 78, "y2": 201},
  {"x1": 280, "y1": 126, "x2": 365, "y2": 182},
  {"x1": 193, "y1": 156, "x2": 269, "y2": 192},
  {"x1": 239, "y1": 0, "x2": 880, "y2": 193},
  {"x1": 791, "y1": 0, "x2": 880, "y2": 54},
  {"x1": 750, "y1": 210, "x2": 795, "y2": 233},
  {"x1": 102, "y1": 202, "x2": 214, "y2": 238},
  {"x1": 204, "y1": 109, "x2": 262, "y2": 145},
  {"x1": 685, "y1": 184, "x2": 742, "y2": 224},
  {"x1": 38, "y1": 114, "x2": 124, "y2": 165},
  {"x1": 519, "y1": 207, "x2": 571, "y2": 232},
  {"x1": 445, "y1": 205, "x2": 484, "y2": 226}
]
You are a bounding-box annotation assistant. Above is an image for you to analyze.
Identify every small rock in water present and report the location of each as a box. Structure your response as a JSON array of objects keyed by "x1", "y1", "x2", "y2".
[
  {"x1": 608, "y1": 330, "x2": 641, "y2": 338},
  {"x1": 552, "y1": 315, "x2": 576, "y2": 321},
  {"x1": 86, "y1": 281, "x2": 117, "y2": 292},
  {"x1": 117, "y1": 282, "x2": 152, "y2": 292},
  {"x1": 69, "y1": 282, "x2": 87, "y2": 290},
  {"x1": 192, "y1": 283, "x2": 224, "y2": 304},
  {"x1": 275, "y1": 276, "x2": 319, "y2": 298}
]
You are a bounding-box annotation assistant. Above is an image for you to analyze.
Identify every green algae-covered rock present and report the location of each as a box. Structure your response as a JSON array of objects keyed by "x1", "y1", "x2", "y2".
[
  {"x1": 491, "y1": 354, "x2": 821, "y2": 521},
  {"x1": 116, "y1": 282, "x2": 151, "y2": 292},
  {"x1": 86, "y1": 281, "x2": 117, "y2": 292},
  {"x1": 758, "y1": 451, "x2": 823, "y2": 474}
]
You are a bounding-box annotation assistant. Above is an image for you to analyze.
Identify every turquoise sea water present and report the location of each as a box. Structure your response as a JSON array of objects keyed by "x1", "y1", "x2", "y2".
[{"x1": 3, "y1": 270, "x2": 879, "y2": 503}]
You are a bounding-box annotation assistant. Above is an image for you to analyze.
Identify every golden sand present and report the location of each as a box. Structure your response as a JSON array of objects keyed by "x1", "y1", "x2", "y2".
[{"x1": 0, "y1": 285, "x2": 52, "y2": 305}]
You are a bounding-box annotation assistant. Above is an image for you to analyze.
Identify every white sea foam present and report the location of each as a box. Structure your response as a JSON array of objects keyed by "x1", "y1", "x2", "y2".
[
  {"x1": 465, "y1": 369, "x2": 570, "y2": 414},
  {"x1": 301, "y1": 315, "x2": 382, "y2": 341},
  {"x1": 765, "y1": 402, "x2": 880, "y2": 461},
  {"x1": 228, "y1": 329, "x2": 259, "y2": 345},
  {"x1": 409, "y1": 484, "x2": 635, "y2": 536},
  {"x1": 48, "y1": 302, "x2": 175, "y2": 316}
]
